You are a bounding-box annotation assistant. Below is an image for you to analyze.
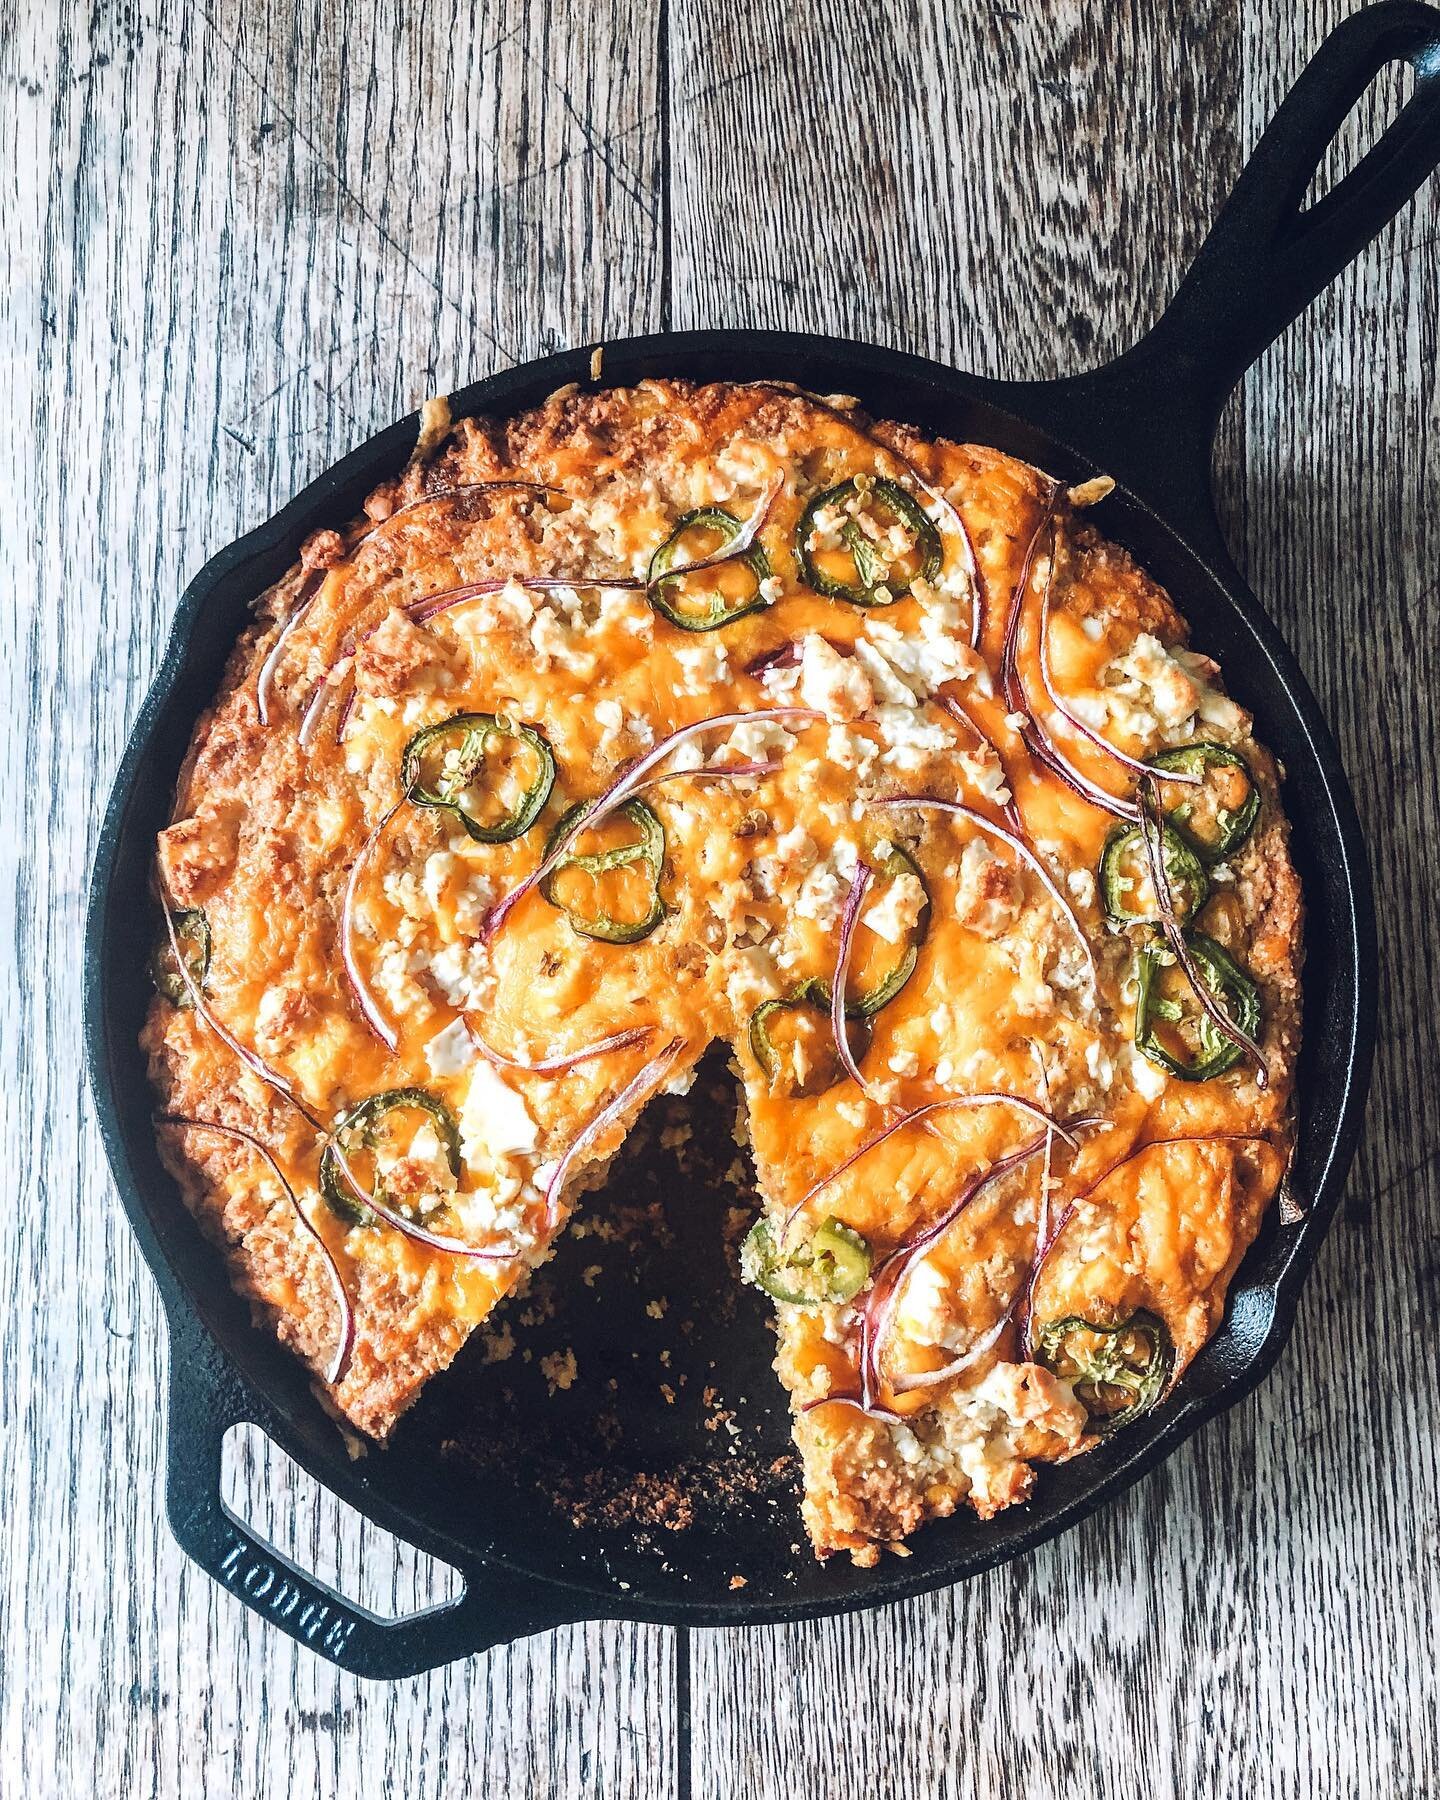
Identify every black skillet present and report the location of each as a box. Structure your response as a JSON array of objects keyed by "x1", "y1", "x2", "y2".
[{"x1": 85, "y1": 3, "x2": 1440, "y2": 1677}]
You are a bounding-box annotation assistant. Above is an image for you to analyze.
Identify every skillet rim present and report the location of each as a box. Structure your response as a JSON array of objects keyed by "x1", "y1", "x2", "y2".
[{"x1": 83, "y1": 327, "x2": 1378, "y2": 1637}]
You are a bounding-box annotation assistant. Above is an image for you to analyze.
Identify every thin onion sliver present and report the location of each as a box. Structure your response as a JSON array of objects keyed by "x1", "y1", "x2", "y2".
[
  {"x1": 158, "y1": 894, "x2": 320, "y2": 1127},
  {"x1": 157, "y1": 1114, "x2": 353, "y2": 1384},
  {"x1": 870, "y1": 794, "x2": 1099, "y2": 1002}
]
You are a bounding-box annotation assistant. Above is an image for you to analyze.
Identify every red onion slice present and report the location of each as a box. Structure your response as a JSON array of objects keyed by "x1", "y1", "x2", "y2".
[
  {"x1": 889, "y1": 1309, "x2": 1016, "y2": 1395},
  {"x1": 157, "y1": 1114, "x2": 353, "y2": 1383},
  {"x1": 158, "y1": 896, "x2": 320, "y2": 1128},
  {"x1": 629, "y1": 759, "x2": 780, "y2": 798},
  {"x1": 743, "y1": 641, "x2": 802, "y2": 679},
  {"x1": 470, "y1": 1022, "x2": 655, "y2": 1076},
  {"x1": 830, "y1": 862, "x2": 877, "y2": 1098},
  {"x1": 1018, "y1": 1129, "x2": 1269, "y2": 1353},
  {"x1": 256, "y1": 571, "x2": 323, "y2": 726},
  {"x1": 1136, "y1": 778, "x2": 1268, "y2": 1087},
  {"x1": 340, "y1": 802, "x2": 403, "y2": 1052},
  {"x1": 658, "y1": 472, "x2": 785, "y2": 577},
  {"x1": 871, "y1": 794, "x2": 1099, "y2": 1000},
  {"x1": 407, "y1": 572, "x2": 644, "y2": 628},
  {"x1": 542, "y1": 1036, "x2": 688, "y2": 1228},
  {"x1": 355, "y1": 480, "x2": 561, "y2": 550},
  {"x1": 859, "y1": 1130, "x2": 1053, "y2": 1407},
  {"x1": 297, "y1": 668, "x2": 347, "y2": 751},
  {"x1": 483, "y1": 707, "x2": 823, "y2": 943},
  {"x1": 788, "y1": 1091, "x2": 1083, "y2": 1231},
  {"x1": 329, "y1": 1142, "x2": 520, "y2": 1262},
  {"x1": 998, "y1": 486, "x2": 1142, "y2": 822},
  {"x1": 937, "y1": 694, "x2": 1025, "y2": 835},
  {"x1": 1035, "y1": 528, "x2": 1199, "y2": 788},
  {"x1": 800, "y1": 1391, "x2": 906, "y2": 1425}
]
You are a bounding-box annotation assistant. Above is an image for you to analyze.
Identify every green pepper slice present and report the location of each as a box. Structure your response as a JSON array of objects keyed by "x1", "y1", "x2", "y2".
[
  {"x1": 796, "y1": 476, "x2": 942, "y2": 607},
  {"x1": 748, "y1": 848, "x2": 930, "y2": 1092},
  {"x1": 1135, "y1": 931, "x2": 1262, "y2": 1081},
  {"x1": 539, "y1": 798, "x2": 667, "y2": 943},
  {"x1": 1100, "y1": 821, "x2": 1209, "y2": 927},
  {"x1": 1037, "y1": 1310, "x2": 1175, "y2": 1434},
  {"x1": 1148, "y1": 742, "x2": 1260, "y2": 862},
  {"x1": 150, "y1": 907, "x2": 211, "y2": 1007},
  {"x1": 647, "y1": 507, "x2": 773, "y2": 631},
  {"x1": 851, "y1": 845, "x2": 930, "y2": 1015},
  {"x1": 402, "y1": 712, "x2": 556, "y2": 843},
  {"x1": 741, "y1": 1213, "x2": 872, "y2": 1307},
  {"x1": 320, "y1": 1086, "x2": 463, "y2": 1227},
  {"x1": 748, "y1": 979, "x2": 861, "y2": 1095}
]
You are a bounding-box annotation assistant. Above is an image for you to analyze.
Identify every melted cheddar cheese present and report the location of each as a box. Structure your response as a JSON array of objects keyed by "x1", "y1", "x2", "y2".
[{"x1": 144, "y1": 380, "x2": 1301, "y2": 1562}]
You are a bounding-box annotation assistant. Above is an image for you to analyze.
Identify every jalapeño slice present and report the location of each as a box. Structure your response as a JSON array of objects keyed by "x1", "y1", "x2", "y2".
[
  {"x1": 151, "y1": 907, "x2": 212, "y2": 1007},
  {"x1": 1037, "y1": 1310, "x2": 1175, "y2": 1435},
  {"x1": 797, "y1": 476, "x2": 942, "y2": 606},
  {"x1": 402, "y1": 712, "x2": 556, "y2": 844},
  {"x1": 749, "y1": 979, "x2": 866, "y2": 1096},
  {"x1": 741, "y1": 1213, "x2": 872, "y2": 1308},
  {"x1": 1100, "y1": 821, "x2": 1208, "y2": 927},
  {"x1": 647, "y1": 507, "x2": 773, "y2": 631},
  {"x1": 320, "y1": 1087, "x2": 463, "y2": 1227},
  {"x1": 748, "y1": 848, "x2": 930, "y2": 1093},
  {"x1": 539, "y1": 798, "x2": 667, "y2": 943},
  {"x1": 850, "y1": 845, "x2": 930, "y2": 1017},
  {"x1": 1135, "y1": 931, "x2": 1262, "y2": 1082},
  {"x1": 1148, "y1": 742, "x2": 1260, "y2": 862}
]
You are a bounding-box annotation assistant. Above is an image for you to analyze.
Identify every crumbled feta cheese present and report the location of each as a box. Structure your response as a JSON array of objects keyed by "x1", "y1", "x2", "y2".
[
  {"x1": 794, "y1": 860, "x2": 850, "y2": 927},
  {"x1": 895, "y1": 1258, "x2": 950, "y2": 1347},
  {"x1": 426, "y1": 1017, "x2": 478, "y2": 1078},
  {"x1": 726, "y1": 718, "x2": 797, "y2": 762},
  {"x1": 798, "y1": 634, "x2": 874, "y2": 720},
  {"x1": 873, "y1": 704, "x2": 950, "y2": 774},
  {"x1": 460, "y1": 1060, "x2": 540, "y2": 1164},
  {"x1": 427, "y1": 940, "x2": 496, "y2": 1010},
  {"x1": 862, "y1": 870, "x2": 925, "y2": 944},
  {"x1": 676, "y1": 637, "x2": 730, "y2": 688},
  {"x1": 1125, "y1": 1044, "x2": 1168, "y2": 1101},
  {"x1": 824, "y1": 724, "x2": 879, "y2": 778}
]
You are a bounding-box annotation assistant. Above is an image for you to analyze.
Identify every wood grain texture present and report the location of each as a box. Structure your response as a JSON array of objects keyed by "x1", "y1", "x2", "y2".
[
  {"x1": 1, "y1": 1, "x2": 672, "y2": 1797},
  {"x1": 4, "y1": 0, "x2": 1439, "y2": 1794},
  {"x1": 670, "y1": 2, "x2": 1439, "y2": 1796}
]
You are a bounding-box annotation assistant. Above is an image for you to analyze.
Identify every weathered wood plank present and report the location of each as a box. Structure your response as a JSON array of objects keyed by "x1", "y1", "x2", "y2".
[
  {"x1": 672, "y1": 3, "x2": 1439, "y2": 1796},
  {"x1": 0, "y1": 0, "x2": 673, "y2": 1795},
  {"x1": 7, "y1": 0, "x2": 1440, "y2": 1793}
]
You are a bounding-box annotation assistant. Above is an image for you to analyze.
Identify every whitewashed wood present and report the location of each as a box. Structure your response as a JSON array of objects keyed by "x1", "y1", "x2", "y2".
[
  {"x1": 0, "y1": 1, "x2": 673, "y2": 1797},
  {"x1": 6, "y1": 0, "x2": 1440, "y2": 1795},
  {"x1": 671, "y1": 2, "x2": 1440, "y2": 1796}
]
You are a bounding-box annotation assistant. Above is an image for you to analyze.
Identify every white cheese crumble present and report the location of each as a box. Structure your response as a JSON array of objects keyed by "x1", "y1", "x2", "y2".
[
  {"x1": 862, "y1": 870, "x2": 925, "y2": 944},
  {"x1": 425, "y1": 940, "x2": 497, "y2": 1011},
  {"x1": 460, "y1": 1060, "x2": 540, "y2": 1165},
  {"x1": 676, "y1": 638, "x2": 731, "y2": 688},
  {"x1": 425, "y1": 1018, "x2": 478, "y2": 1078},
  {"x1": 798, "y1": 634, "x2": 874, "y2": 720}
]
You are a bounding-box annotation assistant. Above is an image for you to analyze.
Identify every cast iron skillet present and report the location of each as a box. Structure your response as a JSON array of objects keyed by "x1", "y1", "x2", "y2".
[{"x1": 85, "y1": 3, "x2": 1440, "y2": 1678}]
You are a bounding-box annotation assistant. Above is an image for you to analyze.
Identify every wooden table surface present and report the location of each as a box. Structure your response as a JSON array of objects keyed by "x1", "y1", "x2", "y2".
[{"x1": 5, "y1": 1, "x2": 1438, "y2": 1794}]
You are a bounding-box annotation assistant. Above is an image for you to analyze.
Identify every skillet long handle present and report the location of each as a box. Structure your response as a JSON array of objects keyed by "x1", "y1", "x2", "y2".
[
  {"x1": 1005, "y1": 1, "x2": 1440, "y2": 543},
  {"x1": 163, "y1": 1325, "x2": 583, "y2": 1677},
  {"x1": 1146, "y1": 0, "x2": 1440, "y2": 405}
]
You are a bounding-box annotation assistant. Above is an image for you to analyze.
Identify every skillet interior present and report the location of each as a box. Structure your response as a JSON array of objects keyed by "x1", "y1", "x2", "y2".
[{"x1": 86, "y1": 330, "x2": 1373, "y2": 1631}]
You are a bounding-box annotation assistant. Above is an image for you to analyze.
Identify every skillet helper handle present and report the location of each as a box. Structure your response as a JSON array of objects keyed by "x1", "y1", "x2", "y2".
[
  {"x1": 164, "y1": 1333, "x2": 579, "y2": 1677},
  {"x1": 1017, "y1": 3, "x2": 1440, "y2": 541},
  {"x1": 1141, "y1": 0, "x2": 1440, "y2": 411}
]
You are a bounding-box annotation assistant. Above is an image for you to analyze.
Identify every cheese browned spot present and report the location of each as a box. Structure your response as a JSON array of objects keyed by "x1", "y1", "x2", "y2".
[{"x1": 144, "y1": 380, "x2": 1301, "y2": 1559}]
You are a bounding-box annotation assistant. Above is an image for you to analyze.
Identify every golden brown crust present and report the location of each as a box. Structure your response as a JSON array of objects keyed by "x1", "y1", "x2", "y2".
[{"x1": 145, "y1": 379, "x2": 1303, "y2": 1556}]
